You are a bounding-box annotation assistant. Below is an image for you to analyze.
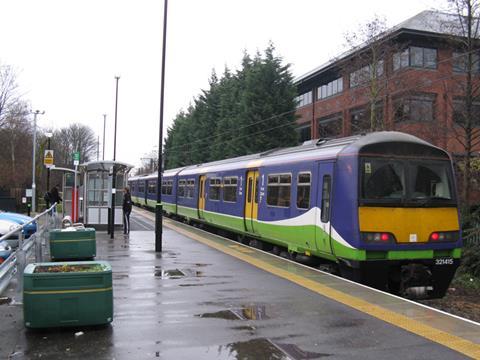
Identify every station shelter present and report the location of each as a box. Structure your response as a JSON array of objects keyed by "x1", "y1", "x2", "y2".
[{"x1": 79, "y1": 161, "x2": 133, "y2": 226}]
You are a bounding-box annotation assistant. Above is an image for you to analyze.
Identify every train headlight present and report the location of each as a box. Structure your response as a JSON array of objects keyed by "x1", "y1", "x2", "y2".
[
  {"x1": 429, "y1": 231, "x2": 458, "y2": 242},
  {"x1": 361, "y1": 232, "x2": 396, "y2": 244}
]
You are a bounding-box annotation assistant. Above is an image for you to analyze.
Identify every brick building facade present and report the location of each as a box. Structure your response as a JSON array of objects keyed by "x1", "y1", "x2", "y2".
[{"x1": 294, "y1": 11, "x2": 480, "y2": 159}]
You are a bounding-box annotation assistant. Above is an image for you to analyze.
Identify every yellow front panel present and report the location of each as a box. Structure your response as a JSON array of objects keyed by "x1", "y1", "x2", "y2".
[{"x1": 359, "y1": 207, "x2": 459, "y2": 243}]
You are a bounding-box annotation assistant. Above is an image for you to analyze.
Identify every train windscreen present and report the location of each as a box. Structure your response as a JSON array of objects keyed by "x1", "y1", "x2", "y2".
[{"x1": 360, "y1": 158, "x2": 456, "y2": 206}]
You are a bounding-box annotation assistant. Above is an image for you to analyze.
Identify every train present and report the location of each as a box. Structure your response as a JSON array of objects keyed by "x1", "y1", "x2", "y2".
[{"x1": 129, "y1": 131, "x2": 462, "y2": 298}]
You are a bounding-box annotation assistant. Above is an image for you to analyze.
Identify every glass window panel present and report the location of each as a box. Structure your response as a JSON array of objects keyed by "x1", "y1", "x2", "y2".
[
  {"x1": 424, "y1": 48, "x2": 437, "y2": 69},
  {"x1": 410, "y1": 47, "x2": 424, "y2": 67},
  {"x1": 321, "y1": 176, "x2": 332, "y2": 223}
]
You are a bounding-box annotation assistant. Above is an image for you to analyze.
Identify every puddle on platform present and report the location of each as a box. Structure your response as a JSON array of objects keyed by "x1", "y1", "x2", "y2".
[
  {"x1": 199, "y1": 305, "x2": 269, "y2": 320},
  {"x1": 154, "y1": 268, "x2": 203, "y2": 279},
  {"x1": 0, "y1": 297, "x2": 12, "y2": 305},
  {"x1": 221, "y1": 338, "x2": 330, "y2": 359}
]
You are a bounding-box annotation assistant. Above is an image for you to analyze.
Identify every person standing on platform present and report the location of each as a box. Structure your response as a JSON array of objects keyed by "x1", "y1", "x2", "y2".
[
  {"x1": 123, "y1": 187, "x2": 133, "y2": 234},
  {"x1": 49, "y1": 184, "x2": 62, "y2": 214}
]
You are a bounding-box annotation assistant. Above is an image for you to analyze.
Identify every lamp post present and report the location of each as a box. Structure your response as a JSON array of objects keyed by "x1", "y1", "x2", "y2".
[
  {"x1": 31, "y1": 110, "x2": 45, "y2": 213},
  {"x1": 155, "y1": 0, "x2": 168, "y2": 252},
  {"x1": 45, "y1": 132, "x2": 53, "y2": 207},
  {"x1": 102, "y1": 114, "x2": 106, "y2": 161},
  {"x1": 110, "y1": 76, "x2": 120, "y2": 239}
]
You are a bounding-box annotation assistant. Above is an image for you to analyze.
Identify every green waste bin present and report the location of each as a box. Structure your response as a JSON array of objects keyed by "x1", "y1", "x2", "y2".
[
  {"x1": 23, "y1": 261, "x2": 113, "y2": 328},
  {"x1": 49, "y1": 228, "x2": 96, "y2": 260}
]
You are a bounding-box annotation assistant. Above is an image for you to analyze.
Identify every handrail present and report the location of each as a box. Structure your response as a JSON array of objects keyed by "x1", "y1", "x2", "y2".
[{"x1": 0, "y1": 203, "x2": 57, "y2": 242}]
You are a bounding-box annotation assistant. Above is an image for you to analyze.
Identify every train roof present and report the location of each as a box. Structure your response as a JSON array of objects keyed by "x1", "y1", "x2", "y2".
[
  {"x1": 179, "y1": 131, "x2": 446, "y2": 175},
  {"x1": 130, "y1": 132, "x2": 449, "y2": 180}
]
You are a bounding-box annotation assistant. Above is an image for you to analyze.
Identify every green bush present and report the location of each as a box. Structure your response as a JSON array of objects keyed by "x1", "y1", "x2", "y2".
[{"x1": 459, "y1": 243, "x2": 480, "y2": 278}]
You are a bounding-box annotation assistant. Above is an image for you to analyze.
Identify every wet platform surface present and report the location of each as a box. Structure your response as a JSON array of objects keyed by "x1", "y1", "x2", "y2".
[{"x1": 0, "y1": 209, "x2": 479, "y2": 359}]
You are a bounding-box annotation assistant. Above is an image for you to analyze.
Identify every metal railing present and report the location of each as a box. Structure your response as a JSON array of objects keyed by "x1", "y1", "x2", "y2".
[{"x1": 0, "y1": 203, "x2": 59, "y2": 302}]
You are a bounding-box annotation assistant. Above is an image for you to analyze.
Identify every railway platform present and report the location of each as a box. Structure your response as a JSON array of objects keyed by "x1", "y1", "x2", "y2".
[{"x1": 0, "y1": 208, "x2": 479, "y2": 359}]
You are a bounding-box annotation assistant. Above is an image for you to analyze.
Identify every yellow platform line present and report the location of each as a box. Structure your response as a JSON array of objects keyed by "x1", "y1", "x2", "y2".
[{"x1": 165, "y1": 220, "x2": 480, "y2": 359}]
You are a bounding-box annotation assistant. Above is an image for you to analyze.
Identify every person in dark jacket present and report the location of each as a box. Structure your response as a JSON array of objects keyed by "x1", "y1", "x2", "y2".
[
  {"x1": 49, "y1": 185, "x2": 62, "y2": 213},
  {"x1": 123, "y1": 187, "x2": 133, "y2": 234}
]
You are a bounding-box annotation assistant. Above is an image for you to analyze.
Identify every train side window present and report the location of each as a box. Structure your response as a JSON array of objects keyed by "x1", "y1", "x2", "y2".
[
  {"x1": 130, "y1": 183, "x2": 135, "y2": 192},
  {"x1": 296, "y1": 172, "x2": 311, "y2": 209},
  {"x1": 186, "y1": 179, "x2": 195, "y2": 199},
  {"x1": 321, "y1": 175, "x2": 331, "y2": 223},
  {"x1": 208, "y1": 178, "x2": 221, "y2": 201},
  {"x1": 148, "y1": 181, "x2": 156, "y2": 194},
  {"x1": 223, "y1": 176, "x2": 238, "y2": 202},
  {"x1": 161, "y1": 180, "x2": 173, "y2": 195},
  {"x1": 138, "y1": 182, "x2": 145, "y2": 193},
  {"x1": 267, "y1": 173, "x2": 291, "y2": 207},
  {"x1": 254, "y1": 177, "x2": 259, "y2": 204},
  {"x1": 178, "y1": 179, "x2": 186, "y2": 198}
]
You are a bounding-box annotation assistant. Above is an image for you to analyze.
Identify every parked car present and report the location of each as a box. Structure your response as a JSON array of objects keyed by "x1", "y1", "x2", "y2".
[
  {"x1": 0, "y1": 212, "x2": 37, "y2": 239},
  {"x1": 0, "y1": 240, "x2": 13, "y2": 264},
  {"x1": 0, "y1": 218, "x2": 21, "y2": 248}
]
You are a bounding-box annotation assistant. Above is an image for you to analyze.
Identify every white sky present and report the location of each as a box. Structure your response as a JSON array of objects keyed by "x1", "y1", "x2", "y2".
[{"x1": 1, "y1": 0, "x2": 444, "y2": 168}]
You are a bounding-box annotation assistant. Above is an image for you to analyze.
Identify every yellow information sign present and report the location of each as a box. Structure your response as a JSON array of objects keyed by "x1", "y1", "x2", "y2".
[{"x1": 44, "y1": 150, "x2": 54, "y2": 167}]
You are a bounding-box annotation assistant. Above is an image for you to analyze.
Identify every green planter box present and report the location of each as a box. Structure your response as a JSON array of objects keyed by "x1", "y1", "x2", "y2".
[
  {"x1": 49, "y1": 228, "x2": 96, "y2": 260},
  {"x1": 23, "y1": 261, "x2": 113, "y2": 328}
]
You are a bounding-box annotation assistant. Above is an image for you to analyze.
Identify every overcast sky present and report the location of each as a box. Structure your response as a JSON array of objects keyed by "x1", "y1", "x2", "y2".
[{"x1": 1, "y1": 0, "x2": 444, "y2": 168}]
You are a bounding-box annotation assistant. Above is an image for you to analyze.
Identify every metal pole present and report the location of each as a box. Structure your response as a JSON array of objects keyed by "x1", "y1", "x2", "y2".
[
  {"x1": 111, "y1": 77, "x2": 120, "y2": 239},
  {"x1": 102, "y1": 114, "x2": 106, "y2": 161},
  {"x1": 15, "y1": 231, "x2": 25, "y2": 304},
  {"x1": 46, "y1": 136, "x2": 51, "y2": 208},
  {"x1": 156, "y1": 0, "x2": 168, "y2": 252},
  {"x1": 31, "y1": 110, "x2": 45, "y2": 214}
]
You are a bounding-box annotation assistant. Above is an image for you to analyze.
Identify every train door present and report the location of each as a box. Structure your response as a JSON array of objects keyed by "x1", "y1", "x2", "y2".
[
  {"x1": 315, "y1": 161, "x2": 334, "y2": 255},
  {"x1": 198, "y1": 175, "x2": 206, "y2": 219},
  {"x1": 244, "y1": 170, "x2": 259, "y2": 233},
  {"x1": 143, "y1": 180, "x2": 148, "y2": 206}
]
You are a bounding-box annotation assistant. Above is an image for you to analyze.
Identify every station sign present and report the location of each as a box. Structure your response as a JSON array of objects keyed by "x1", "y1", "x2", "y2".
[
  {"x1": 73, "y1": 152, "x2": 80, "y2": 166},
  {"x1": 44, "y1": 149, "x2": 54, "y2": 167}
]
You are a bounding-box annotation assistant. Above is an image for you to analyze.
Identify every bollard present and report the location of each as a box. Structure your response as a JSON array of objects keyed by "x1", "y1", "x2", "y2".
[{"x1": 15, "y1": 231, "x2": 26, "y2": 304}]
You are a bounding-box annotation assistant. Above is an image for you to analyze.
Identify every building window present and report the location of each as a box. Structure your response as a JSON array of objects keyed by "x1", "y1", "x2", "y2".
[
  {"x1": 393, "y1": 47, "x2": 437, "y2": 71},
  {"x1": 318, "y1": 77, "x2": 343, "y2": 99},
  {"x1": 350, "y1": 104, "x2": 383, "y2": 134},
  {"x1": 186, "y1": 179, "x2": 195, "y2": 199},
  {"x1": 452, "y1": 52, "x2": 480, "y2": 73},
  {"x1": 178, "y1": 179, "x2": 186, "y2": 198},
  {"x1": 296, "y1": 91, "x2": 313, "y2": 108},
  {"x1": 148, "y1": 181, "x2": 156, "y2": 194},
  {"x1": 453, "y1": 98, "x2": 480, "y2": 126},
  {"x1": 208, "y1": 178, "x2": 221, "y2": 201},
  {"x1": 296, "y1": 124, "x2": 311, "y2": 143},
  {"x1": 161, "y1": 180, "x2": 173, "y2": 195},
  {"x1": 394, "y1": 94, "x2": 435, "y2": 123},
  {"x1": 318, "y1": 113, "x2": 342, "y2": 138},
  {"x1": 296, "y1": 172, "x2": 311, "y2": 209},
  {"x1": 223, "y1": 177, "x2": 238, "y2": 202},
  {"x1": 267, "y1": 174, "x2": 291, "y2": 207},
  {"x1": 350, "y1": 61, "x2": 384, "y2": 88}
]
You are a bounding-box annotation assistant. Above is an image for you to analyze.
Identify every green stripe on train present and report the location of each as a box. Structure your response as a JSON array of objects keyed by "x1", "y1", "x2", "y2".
[{"x1": 158, "y1": 203, "x2": 462, "y2": 263}]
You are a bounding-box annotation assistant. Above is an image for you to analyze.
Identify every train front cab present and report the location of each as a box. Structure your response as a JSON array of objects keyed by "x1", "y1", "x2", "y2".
[{"x1": 332, "y1": 140, "x2": 461, "y2": 298}]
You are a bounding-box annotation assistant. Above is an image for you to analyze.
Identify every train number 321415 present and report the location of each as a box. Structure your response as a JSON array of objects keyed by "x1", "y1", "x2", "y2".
[{"x1": 435, "y1": 258, "x2": 454, "y2": 265}]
